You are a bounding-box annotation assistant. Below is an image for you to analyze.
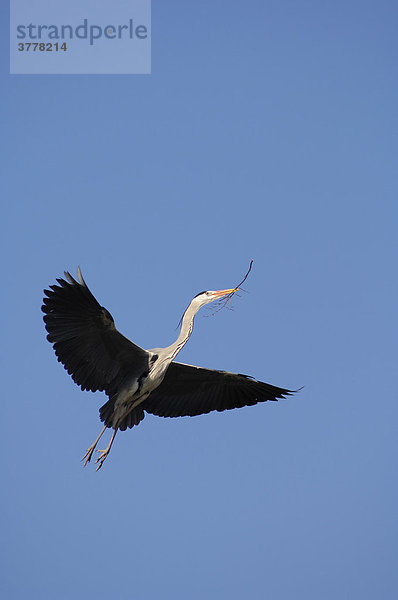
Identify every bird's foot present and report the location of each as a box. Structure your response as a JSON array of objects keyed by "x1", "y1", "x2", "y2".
[
  {"x1": 81, "y1": 444, "x2": 96, "y2": 467},
  {"x1": 95, "y1": 448, "x2": 110, "y2": 471}
]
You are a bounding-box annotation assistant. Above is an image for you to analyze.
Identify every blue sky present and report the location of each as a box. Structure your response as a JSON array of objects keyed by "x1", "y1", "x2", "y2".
[{"x1": 2, "y1": 1, "x2": 397, "y2": 599}]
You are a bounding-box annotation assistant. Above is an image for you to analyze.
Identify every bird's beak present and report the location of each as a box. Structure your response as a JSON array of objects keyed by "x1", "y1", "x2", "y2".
[{"x1": 213, "y1": 287, "x2": 239, "y2": 298}]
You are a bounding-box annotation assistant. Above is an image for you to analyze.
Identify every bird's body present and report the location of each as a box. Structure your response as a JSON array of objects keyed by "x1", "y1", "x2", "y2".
[{"x1": 42, "y1": 267, "x2": 296, "y2": 470}]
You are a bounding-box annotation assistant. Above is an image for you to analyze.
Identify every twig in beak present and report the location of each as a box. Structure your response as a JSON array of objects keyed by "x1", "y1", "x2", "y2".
[{"x1": 205, "y1": 259, "x2": 254, "y2": 317}]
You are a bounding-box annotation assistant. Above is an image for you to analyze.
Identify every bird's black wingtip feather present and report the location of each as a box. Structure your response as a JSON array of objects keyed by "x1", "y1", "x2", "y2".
[{"x1": 279, "y1": 385, "x2": 304, "y2": 398}]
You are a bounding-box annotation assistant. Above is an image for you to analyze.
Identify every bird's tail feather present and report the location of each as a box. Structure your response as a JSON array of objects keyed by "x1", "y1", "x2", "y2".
[{"x1": 99, "y1": 399, "x2": 145, "y2": 431}]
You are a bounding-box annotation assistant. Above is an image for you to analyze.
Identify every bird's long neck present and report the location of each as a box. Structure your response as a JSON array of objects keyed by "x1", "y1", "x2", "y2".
[{"x1": 164, "y1": 302, "x2": 197, "y2": 361}]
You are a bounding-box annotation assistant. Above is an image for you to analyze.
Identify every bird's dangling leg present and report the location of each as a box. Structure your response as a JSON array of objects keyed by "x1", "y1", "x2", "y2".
[
  {"x1": 81, "y1": 425, "x2": 107, "y2": 467},
  {"x1": 95, "y1": 429, "x2": 118, "y2": 471}
]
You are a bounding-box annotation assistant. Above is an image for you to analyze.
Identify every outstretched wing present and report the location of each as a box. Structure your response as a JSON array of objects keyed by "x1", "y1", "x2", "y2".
[
  {"x1": 42, "y1": 268, "x2": 149, "y2": 394},
  {"x1": 144, "y1": 361, "x2": 295, "y2": 418}
]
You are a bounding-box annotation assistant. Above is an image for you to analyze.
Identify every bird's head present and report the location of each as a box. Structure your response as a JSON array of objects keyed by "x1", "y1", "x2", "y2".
[
  {"x1": 192, "y1": 288, "x2": 239, "y2": 308},
  {"x1": 178, "y1": 261, "x2": 253, "y2": 327},
  {"x1": 177, "y1": 287, "x2": 240, "y2": 330}
]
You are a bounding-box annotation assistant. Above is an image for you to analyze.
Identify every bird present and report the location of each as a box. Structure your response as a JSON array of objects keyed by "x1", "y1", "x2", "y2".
[{"x1": 42, "y1": 267, "x2": 297, "y2": 470}]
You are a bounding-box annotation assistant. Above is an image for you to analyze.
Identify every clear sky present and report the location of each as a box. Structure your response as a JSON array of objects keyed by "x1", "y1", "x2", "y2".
[{"x1": 2, "y1": 1, "x2": 397, "y2": 599}]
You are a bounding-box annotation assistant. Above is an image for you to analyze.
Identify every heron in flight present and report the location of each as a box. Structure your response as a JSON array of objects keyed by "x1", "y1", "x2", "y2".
[{"x1": 42, "y1": 267, "x2": 296, "y2": 470}]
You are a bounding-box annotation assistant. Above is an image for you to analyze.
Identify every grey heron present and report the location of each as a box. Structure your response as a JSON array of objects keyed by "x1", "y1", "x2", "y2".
[{"x1": 42, "y1": 267, "x2": 297, "y2": 470}]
